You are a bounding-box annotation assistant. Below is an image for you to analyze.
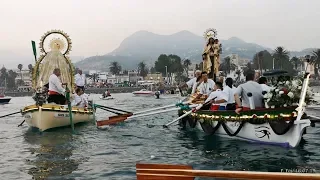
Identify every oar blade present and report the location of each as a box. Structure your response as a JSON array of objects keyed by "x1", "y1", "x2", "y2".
[
  {"x1": 96, "y1": 113, "x2": 133, "y2": 126},
  {"x1": 136, "y1": 163, "x2": 194, "y2": 180}
]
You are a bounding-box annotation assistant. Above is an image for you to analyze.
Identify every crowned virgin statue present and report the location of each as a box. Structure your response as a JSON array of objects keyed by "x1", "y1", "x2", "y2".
[{"x1": 203, "y1": 29, "x2": 222, "y2": 81}]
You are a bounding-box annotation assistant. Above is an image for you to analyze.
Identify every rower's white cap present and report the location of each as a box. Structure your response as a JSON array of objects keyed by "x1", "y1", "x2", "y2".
[{"x1": 195, "y1": 70, "x2": 201, "y2": 73}]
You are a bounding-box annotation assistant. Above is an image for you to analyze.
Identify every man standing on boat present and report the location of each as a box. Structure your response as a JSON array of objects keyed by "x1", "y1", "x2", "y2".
[
  {"x1": 47, "y1": 68, "x2": 69, "y2": 105},
  {"x1": 234, "y1": 71, "x2": 263, "y2": 114},
  {"x1": 180, "y1": 70, "x2": 202, "y2": 92},
  {"x1": 75, "y1": 69, "x2": 86, "y2": 91}
]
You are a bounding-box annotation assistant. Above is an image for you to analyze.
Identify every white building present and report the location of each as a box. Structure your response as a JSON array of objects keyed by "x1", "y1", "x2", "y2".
[{"x1": 15, "y1": 69, "x2": 32, "y2": 86}]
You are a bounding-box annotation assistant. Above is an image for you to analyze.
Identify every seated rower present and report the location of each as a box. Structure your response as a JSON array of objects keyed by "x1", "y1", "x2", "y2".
[
  {"x1": 258, "y1": 76, "x2": 271, "y2": 92},
  {"x1": 204, "y1": 82, "x2": 228, "y2": 110},
  {"x1": 72, "y1": 88, "x2": 86, "y2": 108},
  {"x1": 47, "y1": 68, "x2": 69, "y2": 105},
  {"x1": 234, "y1": 71, "x2": 263, "y2": 114},
  {"x1": 224, "y1": 77, "x2": 236, "y2": 110},
  {"x1": 192, "y1": 71, "x2": 215, "y2": 103},
  {"x1": 191, "y1": 75, "x2": 203, "y2": 95}
]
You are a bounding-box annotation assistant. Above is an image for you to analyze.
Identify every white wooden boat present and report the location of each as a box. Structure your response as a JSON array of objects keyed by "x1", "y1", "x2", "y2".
[
  {"x1": 179, "y1": 107, "x2": 310, "y2": 148},
  {"x1": 21, "y1": 30, "x2": 96, "y2": 131},
  {"x1": 22, "y1": 104, "x2": 94, "y2": 131},
  {"x1": 177, "y1": 45, "x2": 314, "y2": 148}
]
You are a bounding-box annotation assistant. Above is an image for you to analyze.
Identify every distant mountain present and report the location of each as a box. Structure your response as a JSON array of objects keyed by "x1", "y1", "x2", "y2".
[
  {"x1": 76, "y1": 30, "x2": 280, "y2": 71},
  {"x1": 0, "y1": 49, "x2": 84, "y2": 70}
]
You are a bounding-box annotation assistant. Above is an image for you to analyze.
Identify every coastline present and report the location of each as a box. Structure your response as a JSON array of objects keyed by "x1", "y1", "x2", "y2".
[{"x1": 5, "y1": 87, "x2": 176, "y2": 97}]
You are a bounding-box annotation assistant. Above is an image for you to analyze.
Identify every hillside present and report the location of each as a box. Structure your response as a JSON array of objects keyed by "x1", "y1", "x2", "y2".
[{"x1": 74, "y1": 30, "x2": 317, "y2": 71}]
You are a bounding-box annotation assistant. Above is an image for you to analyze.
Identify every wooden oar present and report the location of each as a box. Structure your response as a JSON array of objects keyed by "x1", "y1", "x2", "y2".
[
  {"x1": 0, "y1": 111, "x2": 21, "y2": 118},
  {"x1": 96, "y1": 106, "x2": 124, "y2": 115},
  {"x1": 93, "y1": 104, "x2": 131, "y2": 114},
  {"x1": 65, "y1": 86, "x2": 75, "y2": 133},
  {"x1": 96, "y1": 105, "x2": 198, "y2": 127},
  {"x1": 136, "y1": 163, "x2": 320, "y2": 180},
  {"x1": 163, "y1": 97, "x2": 216, "y2": 128},
  {"x1": 134, "y1": 101, "x2": 189, "y2": 115}
]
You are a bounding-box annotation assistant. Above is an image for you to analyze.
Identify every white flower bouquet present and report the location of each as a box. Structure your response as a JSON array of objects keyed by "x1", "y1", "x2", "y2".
[{"x1": 263, "y1": 76, "x2": 314, "y2": 108}]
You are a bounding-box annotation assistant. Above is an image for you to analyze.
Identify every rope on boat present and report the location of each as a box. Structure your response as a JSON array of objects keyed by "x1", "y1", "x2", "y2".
[
  {"x1": 200, "y1": 120, "x2": 221, "y2": 135},
  {"x1": 220, "y1": 121, "x2": 245, "y2": 137}
]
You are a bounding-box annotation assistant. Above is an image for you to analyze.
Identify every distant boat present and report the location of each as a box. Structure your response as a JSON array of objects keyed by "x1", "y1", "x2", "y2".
[
  {"x1": 0, "y1": 96, "x2": 11, "y2": 104},
  {"x1": 133, "y1": 83, "x2": 156, "y2": 97},
  {"x1": 0, "y1": 79, "x2": 11, "y2": 104}
]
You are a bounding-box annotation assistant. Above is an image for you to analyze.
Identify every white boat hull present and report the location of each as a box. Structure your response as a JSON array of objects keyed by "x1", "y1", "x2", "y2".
[
  {"x1": 132, "y1": 92, "x2": 155, "y2": 97},
  {"x1": 99, "y1": 96, "x2": 114, "y2": 100},
  {"x1": 22, "y1": 104, "x2": 94, "y2": 131},
  {"x1": 193, "y1": 120, "x2": 310, "y2": 148},
  {"x1": 180, "y1": 111, "x2": 310, "y2": 148}
]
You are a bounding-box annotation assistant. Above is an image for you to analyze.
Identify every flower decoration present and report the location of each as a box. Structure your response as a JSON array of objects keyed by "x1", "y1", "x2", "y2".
[{"x1": 264, "y1": 75, "x2": 314, "y2": 108}]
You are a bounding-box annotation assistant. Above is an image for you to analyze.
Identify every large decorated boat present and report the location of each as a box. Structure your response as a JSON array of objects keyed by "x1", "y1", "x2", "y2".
[
  {"x1": 177, "y1": 28, "x2": 315, "y2": 148},
  {"x1": 21, "y1": 30, "x2": 94, "y2": 131}
]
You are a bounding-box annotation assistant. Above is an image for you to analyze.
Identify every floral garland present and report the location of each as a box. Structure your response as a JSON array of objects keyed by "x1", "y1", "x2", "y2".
[{"x1": 263, "y1": 76, "x2": 314, "y2": 108}]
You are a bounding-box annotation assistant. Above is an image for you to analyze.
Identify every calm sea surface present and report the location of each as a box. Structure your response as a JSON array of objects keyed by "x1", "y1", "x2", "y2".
[{"x1": 0, "y1": 93, "x2": 320, "y2": 180}]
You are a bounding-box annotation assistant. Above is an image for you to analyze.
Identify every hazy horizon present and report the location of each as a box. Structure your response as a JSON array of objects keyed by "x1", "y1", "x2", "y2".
[{"x1": 1, "y1": 0, "x2": 320, "y2": 69}]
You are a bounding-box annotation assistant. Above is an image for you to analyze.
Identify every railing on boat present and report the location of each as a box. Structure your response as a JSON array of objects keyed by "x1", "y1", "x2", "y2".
[{"x1": 136, "y1": 163, "x2": 320, "y2": 180}]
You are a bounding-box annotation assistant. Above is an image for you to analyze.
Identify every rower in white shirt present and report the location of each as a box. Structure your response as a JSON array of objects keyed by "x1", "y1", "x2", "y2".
[
  {"x1": 181, "y1": 70, "x2": 202, "y2": 89},
  {"x1": 75, "y1": 69, "x2": 86, "y2": 91},
  {"x1": 204, "y1": 82, "x2": 228, "y2": 110},
  {"x1": 223, "y1": 77, "x2": 237, "y2": 110},
  {"x1": 72, "y1": 88, "x2": 86, "y2": 108},
  {"x1": 47, "y1": 68, "x2": 69, "y2": 105},
  {"x1": 191, "y1": 76, "x2": 203, "y2": 94},
  {"x1": 192, "y1": 71, "x2": 215, "y2": 103}
]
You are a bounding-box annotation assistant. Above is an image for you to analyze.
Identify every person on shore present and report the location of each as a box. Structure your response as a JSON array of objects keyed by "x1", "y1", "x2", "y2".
[
  {"x1": 192, "y1": 71, "x2": 215, "y2": 103},
  {"x1": 224, "y1": 77, "x2": 236, "y2": 110},
  {"x1": 47, "y1": 68, "x2": 69, "y2": 105},
  {"x1": 234, "y1": 71, "x2": 263, "y2": 114},
  {"x1": 75, "y1": 69, "x2": 86, "y2": 91},
  {"x1": 204, "y1": 82, "x2": 228, "y2": 110},
  {"x1": 258, "y1": 76, "x2": 271, "y2": 92}
]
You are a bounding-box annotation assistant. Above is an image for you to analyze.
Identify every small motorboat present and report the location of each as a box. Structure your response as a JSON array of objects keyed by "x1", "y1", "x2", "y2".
[
  {"x1": 132, "y1": 89, "x2": 155, "y2": 96},
  {"x1": 0, "y1": 96, "x2": 11, "y2": 104},
  {"x1": 99, "y1": 96, "x2": 114, "y2": 100},
  {"x1": 133, "y1": 83, "x2": 156, "y2": 97},
  {"x1": 0, "y1": 86, "x2": 11, "y2": 104}
]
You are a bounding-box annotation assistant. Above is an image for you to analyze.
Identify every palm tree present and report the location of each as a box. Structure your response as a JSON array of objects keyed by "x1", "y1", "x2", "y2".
[
  {"x1": 109, "y1": 61, "x2": 122, "y2": 75},
  {"x1": 312, "y1": 49, "x2": 320, "y2": 78},
  {"x1": 273, "y1": 46, "x2": 289, "y2": 70},
  {"x1": 138, "y1": 61, "x2": 148, "y2": 78},
  {"x1": 17, "y1": 64, "x2": 23, "y2": 86},
  {"x1": 28, "y1": 64, "x2": 33, "y2": 74},
  {"x1": 290, "y1": 56, "x2": 300, "y2": 70},
  {"x1": 220, "y1": 56, "x2": 236, "y2": 74},
  {"x1": 183, "y1": 59, "x2": 192, "y2": 76}
]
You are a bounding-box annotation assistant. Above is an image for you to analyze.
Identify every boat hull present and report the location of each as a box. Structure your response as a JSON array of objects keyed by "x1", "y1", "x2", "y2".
[
  {"x1": 178, "y1": 109, "x2": 310, "y2": 148},
  {"x1": 132, "y1": 92, "x2": 154, "y2": 97},
  {"x1": 22, "y1": 104, "x2": 94, "y2": 131},
  {"x1": 99, "y1": 96, "x2": 114, "y2": 100},
  {"x1": 0, "y1": 97, "x2": 11, "y2": 104}
]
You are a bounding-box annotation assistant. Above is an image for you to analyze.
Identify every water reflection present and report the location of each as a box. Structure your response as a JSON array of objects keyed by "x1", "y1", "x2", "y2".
[
  {"x1": 23, "y1": 128, "x2": 83, "y2": 179},
  {"x1": 177, "y1": 128, "x2": 315, "y2": 172}
]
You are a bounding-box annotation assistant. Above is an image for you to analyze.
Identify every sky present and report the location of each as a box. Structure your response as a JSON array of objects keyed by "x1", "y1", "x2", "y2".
[{"x1": 1, "y1": 0, "x2": 320, "y2": 63}]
